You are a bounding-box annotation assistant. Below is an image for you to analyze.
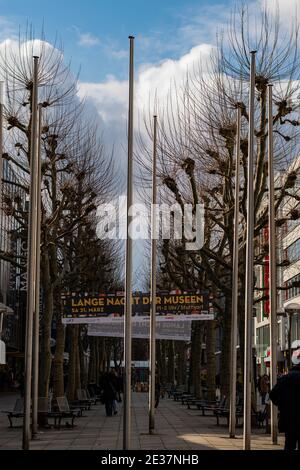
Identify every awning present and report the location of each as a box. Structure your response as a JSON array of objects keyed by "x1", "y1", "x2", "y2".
[{"x1": 291, "y1": 339, "x2": 300, "y2": 349}]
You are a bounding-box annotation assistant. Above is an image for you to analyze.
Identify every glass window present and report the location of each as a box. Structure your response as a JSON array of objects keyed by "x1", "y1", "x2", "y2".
[
  {"x1": 287, "y1": 239, "x2": 300, "y2": 263},
  {"x1": 287, "y1": 273, "x2": 300, "y2": 300},
  {"x1": 291, "y1": 313, "x2": 300, "y2": 342},
  {"x1": 256, "y1": 325, "x2": 270, "y2": 357}
]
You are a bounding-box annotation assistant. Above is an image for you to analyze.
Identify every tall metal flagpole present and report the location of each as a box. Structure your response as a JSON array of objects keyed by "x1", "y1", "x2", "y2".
[
  {"x1": 243, "y1": 51, "x2": 256, "y2": 451},
  {"x1": 149, "y1": 115, "x2": 157, "y2": 434},
  {"x1": 268, "y1": 84, "x2": 278, "y2": 444},
  {"x1": 23, "y1": 56, "x2": 39, "y2": 450},
  {"x1": 229, "y1": 105, "x2": 241, "y2": 438},
  {"x1": 0, "y1": 82, "x2": 3, "y2": 283},
  {"x1": 32, "y1": 104, "x2": 42, "y2": 437},
  {"x1": 123, "y1": 35, "x2": 134, "y2": 451}
]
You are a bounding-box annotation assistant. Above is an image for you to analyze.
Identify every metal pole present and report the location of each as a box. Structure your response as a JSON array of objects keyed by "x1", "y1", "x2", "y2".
[
  {"x1": 243, "y1": 51, "x2": 256, "y2": 451},
  {"x1": 23, "y1": 56, "x2": 39, "y2": 450},
  {"x1": 123, "y1": 36, "x2": 134, "y2": 451},
  {"x1": 288, "y1": 312, "x2": 292, "y2": 368},
  {"x1": 149, "y1": 115, "x2": 157, "y2": 434},
  {"x1": 32, "y1": 104, "x2": 42, "y2": 437},
  {"x1": 267, "y1": 84, "x2": 278, "y2": 444},
  {"x1": 0, "y1": 82, "x2": 3, "y2": 292},
  {"x1": 229, "y1": 105, "x2": 241, "y2": 438}
]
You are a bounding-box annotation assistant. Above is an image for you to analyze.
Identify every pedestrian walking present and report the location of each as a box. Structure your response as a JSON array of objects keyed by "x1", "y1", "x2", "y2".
[
  {"x1": 259, "y1": 373, "x2": 270, "y2": 405},
  {"x1": 101, "y1": 371, "x2": 117, "y2": 417},
  {"x1": 109, "y1": 369, "x2": 119, "y2": 415},
  {"x1": 270, "y1": 347, "x2": 300, "y2": 450}
]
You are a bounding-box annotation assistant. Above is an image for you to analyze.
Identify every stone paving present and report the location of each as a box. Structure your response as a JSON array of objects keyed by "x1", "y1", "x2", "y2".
[{"x1": 0, "y1": 392, "x2": 284, "y2": 450}]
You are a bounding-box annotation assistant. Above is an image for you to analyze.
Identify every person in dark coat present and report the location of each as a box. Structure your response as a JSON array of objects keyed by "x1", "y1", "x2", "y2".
[
  {"x1": 101, "y1": 372, "x2": 117, "y2": 416},
  {"x1": 270, "y1": 348, "x2": 300, "y2": 450},
  {"x1": 259, "y1": 374, "x2": 270, "y2": 405}
]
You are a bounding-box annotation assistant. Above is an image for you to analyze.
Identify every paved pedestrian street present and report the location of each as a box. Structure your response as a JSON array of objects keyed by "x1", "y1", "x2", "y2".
[{"x1": 0, "y1": 393, "x2": 284, "y2": 450}]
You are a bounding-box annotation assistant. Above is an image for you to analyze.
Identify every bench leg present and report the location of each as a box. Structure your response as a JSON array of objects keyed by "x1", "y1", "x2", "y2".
[{"x1": 8, "y1": 415, "x2": 13, "y2": 428}]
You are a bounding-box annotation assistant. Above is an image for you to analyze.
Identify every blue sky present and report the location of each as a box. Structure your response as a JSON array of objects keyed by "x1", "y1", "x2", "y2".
[
  {"x1": 0, "y1": 0, "x2": 236, "y2": 82},
  {"x1": 0, "y1": 0, "x2": 288, "y2": 283}
]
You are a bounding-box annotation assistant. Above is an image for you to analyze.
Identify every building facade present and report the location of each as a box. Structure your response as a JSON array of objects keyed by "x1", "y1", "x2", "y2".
[
  {"x1": 0, "y1": 159, "x2": 27, "y2": 385},
  {"x1": 254, "y1": 157, "x2": 300, "y2": 374}
]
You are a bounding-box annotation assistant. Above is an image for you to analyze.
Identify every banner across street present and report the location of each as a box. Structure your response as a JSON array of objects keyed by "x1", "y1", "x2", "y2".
[
  {"x1": 87, "y1": 320, "x2": 192, "y2": 341},
  {"x1": 61, "y1": 291, "x2": 214, "y2": 324}
]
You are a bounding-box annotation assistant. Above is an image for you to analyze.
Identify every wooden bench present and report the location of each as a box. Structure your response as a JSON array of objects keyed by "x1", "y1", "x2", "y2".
[
  {"x1": 54, "y1": 396, "x2": 81, "y2": 429},
  {"x1": 197, "y1": 396, "x2": 227, "y2": 416},
  {"x1": 180, "y1": 393, "x2": 194, "y2": 405},
  {"x1": 214, "y1": 404, "x2": 268, "y2": 428},
  {"x1": 75, "y1": 389, "x2": 92, "y2": 410},
  {"x1": 186, "y1": 398, "x2": 216, "y2": 410},
  {"x1": 173, "y1": 387, "x2": 188, "y2": 401}
]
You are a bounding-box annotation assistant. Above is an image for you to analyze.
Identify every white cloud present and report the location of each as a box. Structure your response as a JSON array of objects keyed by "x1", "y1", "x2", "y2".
[
  {"x1": 78, "y1": 33, "x2": 100, "y2": 47},
  {"x1": 78, "y1": 76, "x2": 128, "y2": 123},
  {"x1": 260, "y1": 0, "x2": 299, "y2": 30},
  {"x1": 77, "y1": 42, "x2": 214, "y2": 195},
  {"x1": 79, "y1": 43, "x2": 215, "y2": 282},
  {"x1": 78, "y1": 43, "x2": 213, "y2": 126},
  {"x1": 109, "y1": 49, "x2": 128, "y2": 60},
  {"x1": 262, "y1": 0, "x2": 299, "y2": 15},
  {"x1": 0, "y1": 16, "x2": 18, "y2": 42}
]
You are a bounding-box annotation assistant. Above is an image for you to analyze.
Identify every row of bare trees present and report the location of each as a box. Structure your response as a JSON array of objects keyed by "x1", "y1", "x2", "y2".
[
  {"x1": 0, "y1": 35, "x2": 121, "y2": 400},
  {"x1": 138, "y1": 7, "x2": 300, "y2": 399},
  {"x1": 3, "y1": 6, "x2": 300, "y2": 407}
]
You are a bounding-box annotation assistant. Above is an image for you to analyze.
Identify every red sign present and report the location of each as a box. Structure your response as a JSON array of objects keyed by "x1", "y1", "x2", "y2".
[{"x1": 263, "y1": 228, "x2": 270, "y2": 317}]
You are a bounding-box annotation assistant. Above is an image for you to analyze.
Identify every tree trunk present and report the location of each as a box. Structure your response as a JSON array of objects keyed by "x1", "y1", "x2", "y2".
[
  {"x1": 52, "y1": 311, "x2": 65, "y2": 398},
  {"x1": 39, "y1": 281, "x2": 53, "y2": 398},
  {"x1": 176, "y1": 342, "x2": 186, "y2": 386},
  {"x1": 98, "y1": 338, "x2": 106, "y2": 377},
  {"x1": 220, "y1": 295, "x2": 232, "y2": 398},
  {"x1": 79, "y1": 328, "x2": 87, "y2": 389},
  {"x1": 191, "y1": 322, "x2": 204, "y2": 399},
  {"x1": 88, "y1": 337, "x2": 97, "y2": 384},
  {"x1": 167, "y1": 341, "x2": 175, "y2": 383},
  {"x1": 105, "y1": 339, "x2": 112, "y2": 371},
  {"x1": 75, "y1": 329, "x2": 81, "y2": 393},
  {"x1": 238, "y1": 294, "x2": 245, "y2": 390},
  {"x1": 206, "y1": 320, "x2": 217, "y2": 401},
  {"x1": 157, "y1": 340, "x2": 167, "y2": 384},
  {"x1": 67, "y1": 324, "x2": 79, "y2": 401}
]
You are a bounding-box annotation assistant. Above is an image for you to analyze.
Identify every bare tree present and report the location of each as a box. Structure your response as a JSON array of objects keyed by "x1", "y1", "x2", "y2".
[
  {"x1": 0, "y1": 32, "x2": 120, "y2": 403},
  {"x1": 137, "y1": 6, "x2": 300, "y2": 398}
]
